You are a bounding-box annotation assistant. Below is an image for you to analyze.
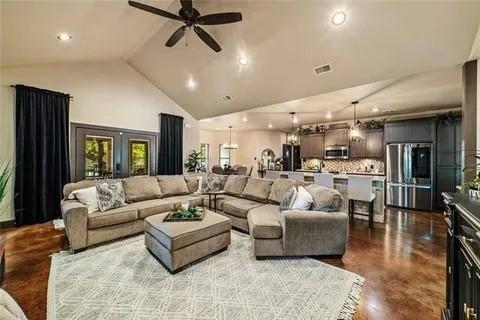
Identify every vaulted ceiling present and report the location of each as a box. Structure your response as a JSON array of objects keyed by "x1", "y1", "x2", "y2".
[{"x1": 2, "y1": 1, "x2": 480, "y2": 122}]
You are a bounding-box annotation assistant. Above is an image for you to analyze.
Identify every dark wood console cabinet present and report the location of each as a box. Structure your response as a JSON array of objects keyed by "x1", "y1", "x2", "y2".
[{"x1": 443, "y1": 192, "x2": 480, "y2": 320}]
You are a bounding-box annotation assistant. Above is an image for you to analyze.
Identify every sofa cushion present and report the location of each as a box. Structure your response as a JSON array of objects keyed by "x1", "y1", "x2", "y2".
[
  {"x1": 201, "y1": 194, "x2": 238, "y2": 211},
  {"x1": 247, "y1": 204, "x2": 282, "y2": 239},
  {"x1": 130, "y1": 199, "x2": 174, "y2": 219},
  {"x1": 63, "y1": 179, "x2": 120, "y2": 199},
  {"x1": 268, "y1": 178, "x2": 296, "y2": 204},
  {"x1": 241, "y1": 177, "x2": 274, "y2": 203},
  {"x1": 144, "y1": 211, "x2": 231, "y2": 251},
  {"x1": 87, "y1": 205, "x2": 138, "y2": 229},
  {"x1": 184, "y1": 173, "x2": 206, "y2": 193},
  {"x1": 224, "y1": 175, "x2": 248, "y2": 196},
  {"x1": 305, "y1": 184, "x2": 343, "y2": 212},
  {"x1": 157, "y1": 175, "x2": 190, "y2": 197},
  {"x1": 223, "y1": 198, "x2": 263, "y2": 218},
  {"x1": 122, "y1": 176, "x2": 162, "y2": 203}
]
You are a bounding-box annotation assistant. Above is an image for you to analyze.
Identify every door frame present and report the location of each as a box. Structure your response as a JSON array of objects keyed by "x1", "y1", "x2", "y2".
[{"x1": 70, "y1": 123, "x2": 159, "y2": 182}]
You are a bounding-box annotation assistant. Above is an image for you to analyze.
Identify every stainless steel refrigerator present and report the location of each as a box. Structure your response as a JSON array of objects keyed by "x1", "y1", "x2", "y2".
[{"x1": 386, "y1": 143, "x2": 433, "y2": 211}]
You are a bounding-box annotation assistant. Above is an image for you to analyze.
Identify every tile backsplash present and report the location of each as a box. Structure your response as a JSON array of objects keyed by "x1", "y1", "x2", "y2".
[{"x1": 303, "y1": 158, "x2": 385, "y2": 174}]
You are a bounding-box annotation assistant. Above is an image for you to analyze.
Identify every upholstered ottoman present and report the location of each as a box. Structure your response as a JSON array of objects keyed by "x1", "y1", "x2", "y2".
[{"x1": 144, "y1": 210, "x2": 231, "y2": 273}]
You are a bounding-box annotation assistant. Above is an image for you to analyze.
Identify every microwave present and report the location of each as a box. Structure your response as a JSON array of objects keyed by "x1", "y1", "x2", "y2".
[{"x1": 325, "y1": 146, "x2": 349, "y2": 159}]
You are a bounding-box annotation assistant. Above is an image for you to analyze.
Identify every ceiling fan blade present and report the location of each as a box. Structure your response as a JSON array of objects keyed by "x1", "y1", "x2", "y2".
[
  {"x1": 165, "y1": 26, "x2": 186, "y2": 47},
  {"x1": 128, "y1": 0, "x2": 183, "y2": 21},
  {"x1": 197, "y1": 12, "x2": 242, "y2": 25},
  {"x1": 180, "y1": 0, "x2": 193, "y2": 12},
  {"x1": 193, "y1": 26, "x2": 221, "y2": 52}
]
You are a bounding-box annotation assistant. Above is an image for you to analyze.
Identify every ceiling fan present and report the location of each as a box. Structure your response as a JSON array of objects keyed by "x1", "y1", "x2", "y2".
[{"x1": 128, "y1": 0, "x2": 242, "y2": 52}]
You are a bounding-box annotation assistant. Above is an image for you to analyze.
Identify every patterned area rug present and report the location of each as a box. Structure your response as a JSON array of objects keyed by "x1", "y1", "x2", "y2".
[{"x1": 48, "y1": 232, "x2": 364, "y2": 320}]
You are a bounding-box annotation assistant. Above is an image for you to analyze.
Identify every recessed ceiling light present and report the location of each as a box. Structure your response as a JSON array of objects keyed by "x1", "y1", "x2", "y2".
[
  {"x1": 242, "y1": 116, "x2": 248, "y2": 122},
  {"x1": 268, "y1": 124, "x2": 273, "y2": 129},
  {"x1": 326, "y1": 112, "x2": 332, "y2": 119},
  {"x1": 57, "y1": 33, "x2": 72, "y2": 41},
  {"x1": 331, "y1": 11, "x2": 346, "y2": 26},
  {"x1": 372, "y1": 107, "x2": 379, "y2": 112},
  {"x1": 186, "y1": 77, "x2": 197, "y2": 90},
  {"x1": 239, "y1": 57, "x2": 248, "y2": 66}
]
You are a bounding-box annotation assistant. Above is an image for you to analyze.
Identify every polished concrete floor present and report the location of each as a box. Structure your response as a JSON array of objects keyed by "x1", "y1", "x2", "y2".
[{"x1": 1, "y1": 207, "x2": 446, "y2": 320}]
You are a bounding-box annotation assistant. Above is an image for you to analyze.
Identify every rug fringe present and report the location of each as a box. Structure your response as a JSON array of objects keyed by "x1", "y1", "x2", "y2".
[{"x1": 338, "y1": 276, "x2": 365, "y2": 320}]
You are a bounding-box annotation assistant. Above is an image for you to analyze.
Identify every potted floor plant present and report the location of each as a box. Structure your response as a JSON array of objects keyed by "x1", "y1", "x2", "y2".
[{"x1": 0, "y1": 162, "x2": 12, "y2": 285}]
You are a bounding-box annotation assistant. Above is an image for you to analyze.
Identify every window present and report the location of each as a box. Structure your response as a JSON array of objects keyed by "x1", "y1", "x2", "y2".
[
  {"x1": 219, "y1": 144, "x2": 231, "y2": 168},
  {"x1": 199, "y1": 143, "x2": 209, "y2": 171},
  {"x1": 129, "y1": 139, "x2": 149, "y2": 176},
  {"x1": 84, "y1": 135, "x2": 113, "y2": 179}
]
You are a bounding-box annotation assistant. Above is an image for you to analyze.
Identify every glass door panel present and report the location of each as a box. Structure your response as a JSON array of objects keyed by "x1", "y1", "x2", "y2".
[
  {"x1": 129, "y1": 139, "x2": 149, "y2": 176},
  {"x1": 84, "y1": 135, "x2": 114, "y2": 179}
]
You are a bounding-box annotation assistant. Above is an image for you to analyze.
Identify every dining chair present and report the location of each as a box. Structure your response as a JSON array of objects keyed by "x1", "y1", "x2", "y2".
[
  {"x1": 287, "y1": 172, "x2": 304, "y2": 182},
  {"x1": 313, "y1": 173, "x2": 334, "y2": 189},
  {"x1": 237, "y1": 166, "x2": 248, "y2": 175},
  {"x1": 347, "y1": 175, "x2": 376, "y2": 228},
  {"x1": 265, "y1": 170, "x2": 280, "y2": 180}
]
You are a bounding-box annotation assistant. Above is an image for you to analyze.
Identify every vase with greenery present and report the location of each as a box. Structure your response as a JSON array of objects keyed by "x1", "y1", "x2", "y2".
[
  {"x1": 462, "y1": 153, "x2": 480, "y2": 198},
  {"x1": 184, "y1": 150, "x2": 205, "y2": 173}
]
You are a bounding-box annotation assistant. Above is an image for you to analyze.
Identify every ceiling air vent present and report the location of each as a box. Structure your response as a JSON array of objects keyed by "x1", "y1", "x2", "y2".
[
  {"x1": 313, "y1": 64, "x2": 332, "y2": 76},
  {"x1": 223, "y1": 95, "x2": 232, "y2": 101}
]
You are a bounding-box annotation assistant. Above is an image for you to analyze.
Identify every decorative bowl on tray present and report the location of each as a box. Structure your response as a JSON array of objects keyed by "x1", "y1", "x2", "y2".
[{"x1": 163, "y1": 203, "x2": 204, "y2": 222}]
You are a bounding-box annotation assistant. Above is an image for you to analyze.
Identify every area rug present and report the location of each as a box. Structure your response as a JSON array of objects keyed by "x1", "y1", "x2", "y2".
[{"x1": 48, "y1": 232, "x2": 364, "y2": 320}]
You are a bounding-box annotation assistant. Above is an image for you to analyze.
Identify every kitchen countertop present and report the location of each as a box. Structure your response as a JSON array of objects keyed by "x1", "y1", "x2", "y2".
[{"x1": 276, "y1": 171, "x2": 386, "y2": 182}]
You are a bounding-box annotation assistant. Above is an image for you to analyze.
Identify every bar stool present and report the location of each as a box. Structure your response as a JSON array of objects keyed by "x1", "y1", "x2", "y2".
[
  {"x1": 265, "y1": 170, "x2": 280, "y2": 179},
  {"x1": 348, "y1": 175, "x2": 376, "y2": 228},
  {"x1": 313, "y1": 173, "x2": 334, "y2": 189},
  {"x1": 287, "y1": 172, "x2": 304, "y2": 182}
]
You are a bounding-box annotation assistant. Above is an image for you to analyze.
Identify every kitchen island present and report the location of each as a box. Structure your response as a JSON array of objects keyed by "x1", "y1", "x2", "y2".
[{"x1": 260, "y1": 170, "x2": 386, "y2": 223}]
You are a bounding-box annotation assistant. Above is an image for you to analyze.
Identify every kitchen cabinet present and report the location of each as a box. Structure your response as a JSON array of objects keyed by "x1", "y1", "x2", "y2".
[
  {"x1": 384, "y1": 118, "x2": 435, "y2": 143},
  {"x1": 349, "y1": 129, "x2": 384, "y2": 159},
  {"x1": 300, "y1": 134, "x2": 324, "y2": 158},
  {"x1": 325, "y1": 128, "x2": 349, "y2": 146},
  {"x1": 436, "y1": 119, "x2": 462, "y2": 210},
  {"x1": 366, "y1": 129, "x2": 384, "y2": 158}
]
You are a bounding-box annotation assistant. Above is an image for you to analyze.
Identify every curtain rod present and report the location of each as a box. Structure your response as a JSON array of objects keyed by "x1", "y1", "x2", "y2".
[{"x1": 10, "y1": 85, "x2": 74, "y2": 100}]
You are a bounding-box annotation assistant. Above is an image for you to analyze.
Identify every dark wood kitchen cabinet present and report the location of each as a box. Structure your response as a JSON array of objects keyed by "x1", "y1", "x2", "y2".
[
  {"x1": 300, "y1": 134, "x2": 324, "y2": 158},
  {"x1": 384, "y1": 118, "x2": 435, "y2": 143},
  {"x1": 325, "y1": 128, "x2": 349, "y2": 146},
  {"x1": 349, "y1": 129, "x2": 384, "y2": 159}
]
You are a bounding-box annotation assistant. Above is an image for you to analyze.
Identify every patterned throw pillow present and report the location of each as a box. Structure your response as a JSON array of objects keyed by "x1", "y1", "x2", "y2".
[
  {"x1": 200, "y1": 174, "x2": 227, "y2": 193},
  {"x1": 279, "y1": 186, "x2": 297, "y2": 211},
  {"x1": 96, "y1": 182, "x2": 126, "y2": 212}
]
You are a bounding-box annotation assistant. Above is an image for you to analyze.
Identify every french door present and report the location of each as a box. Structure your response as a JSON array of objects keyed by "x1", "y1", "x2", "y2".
[{"x1": 71, "y1": 123, "x2": 158, "y2": 181}]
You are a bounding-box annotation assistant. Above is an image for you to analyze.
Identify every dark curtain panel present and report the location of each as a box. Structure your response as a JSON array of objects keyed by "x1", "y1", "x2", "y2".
[
  {"x1": 158, "y1": 113, "x2": 183, "y2": 175},
  {"x1": 14, "y1": 85, "x2": 71, "y2": 226}
]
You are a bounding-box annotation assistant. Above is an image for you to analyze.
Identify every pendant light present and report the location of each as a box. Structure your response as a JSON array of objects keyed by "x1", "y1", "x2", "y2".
[
  {"x1": 287, "y1": 112, "x2": 298, "y2": 145},
  {"x1": 224, "y1": 126, "x2": 239, "y2": 150},
  {"x1": 350, "y1": 101, "x2": 362, "y2": 142}
]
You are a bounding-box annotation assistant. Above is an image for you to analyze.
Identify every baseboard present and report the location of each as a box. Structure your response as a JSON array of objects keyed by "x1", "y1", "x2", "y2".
[{"x1": 0, "y1": 220, "x2": 16, "y2": 229}]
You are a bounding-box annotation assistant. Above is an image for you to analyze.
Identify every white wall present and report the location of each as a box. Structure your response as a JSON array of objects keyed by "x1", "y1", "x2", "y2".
[
  {"x1": 199, "y1": 129, "x2": 285, "y2": 176},
  {"x1": 0, "y1": 61, "x2": 199, "y2": 222}
]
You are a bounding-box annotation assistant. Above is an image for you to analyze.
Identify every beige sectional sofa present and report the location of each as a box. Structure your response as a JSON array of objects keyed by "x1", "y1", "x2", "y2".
[{"x1": 61, "y1": 174, "x2": 348, "y2": 258}]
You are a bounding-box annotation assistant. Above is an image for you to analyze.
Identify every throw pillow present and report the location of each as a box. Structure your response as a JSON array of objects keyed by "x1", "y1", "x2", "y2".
[
  {"x1": 200, "y1": 174, "x2": 227, "y2": 193},
  {"x1": 279, "y1": 186, "x2": 297, "y2": 211},
  {"x1": 305, "y1": 184, "x2": 343, "y2": 212},
  {"x1": 96, "y1": 182, "x2": 126, "y2": 212},
  {"x1": 67, "y1": 186, "x2": 99, "y2": 213},
  {"x1": 291, "y1": 186, "x2": 313, "y2": 210}
]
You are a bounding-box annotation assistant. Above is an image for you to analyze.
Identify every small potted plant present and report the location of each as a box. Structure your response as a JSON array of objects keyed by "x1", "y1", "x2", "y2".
[
  {"x1": 184, "y1": 150, "x2": 204, "y2": 173},
  {"x1": 462, "y1": 153, "x2": 480, "y2": 198}
]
